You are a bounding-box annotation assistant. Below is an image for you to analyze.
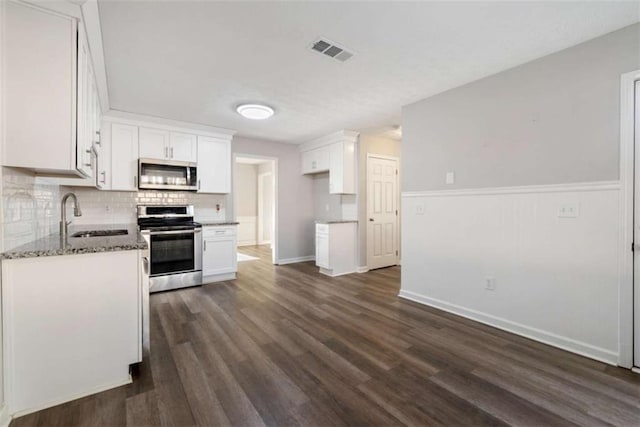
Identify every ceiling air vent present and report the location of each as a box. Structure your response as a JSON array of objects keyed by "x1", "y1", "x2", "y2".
[{"x1": 310, "y1": 38, "x2": 354, "y2": 63}]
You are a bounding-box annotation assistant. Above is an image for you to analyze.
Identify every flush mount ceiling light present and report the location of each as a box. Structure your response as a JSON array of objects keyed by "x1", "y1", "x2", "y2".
[{"x1": 236, "y1": 104, "x2": 274, "y2": 120}]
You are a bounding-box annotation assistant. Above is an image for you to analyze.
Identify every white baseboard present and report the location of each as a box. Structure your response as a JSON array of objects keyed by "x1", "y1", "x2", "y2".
[
  {"x1": 356, "y1": 266, "x2": 369, "y2": 273},
  {"x1": 632, "y1": 367, "x2": 640, "y2": 375},
  {"x1": 277, "y1": 256, "x2": 315, "y2": 265},
  {"x1": 258, "y1": 240, "x2": 271, "y2": 245},
  {"x1": 10, "y1": 375, "x2": 132, "y2": 419},
  {"x1": 237, "y1": 240, "x2": 257, "y2": 247},
  {"x1": 398, "y1": 289, "x2": 618, "y2": 366},
  {"x1": 319, "y1": 267, "x2": 356, "y2": 277}
]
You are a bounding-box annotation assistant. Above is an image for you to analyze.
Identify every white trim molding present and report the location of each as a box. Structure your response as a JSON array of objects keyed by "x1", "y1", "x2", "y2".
[
  {"x1": 103, "y1": 111, "x2": 236, "y2": 139},
  {"x1": 403, "y1": 180, "x2": 620, "y2": 198},
  {"x1": 399, "y1": 290, "x2": 619, "y2": 365},
  {"x1": 618, "y1": 68, "x2": 640, "y2": 368},
  {"x1": 356, "y1": 266, "x2": 370, "y2": 273},
  {"x1": 276, "y1": 256, "x2": 315, "y2": 265},
  {"x1": 0, "y1": 404, "x2": 9, "y2": 427},
  {"x1": 300, "y1": 130, "x2": 359, "y2": 152}
]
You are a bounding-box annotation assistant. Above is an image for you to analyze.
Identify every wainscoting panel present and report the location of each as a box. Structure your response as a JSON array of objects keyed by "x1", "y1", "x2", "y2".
[{"x1": 401, "y1": 181, "x2": 621, "y2": 364}]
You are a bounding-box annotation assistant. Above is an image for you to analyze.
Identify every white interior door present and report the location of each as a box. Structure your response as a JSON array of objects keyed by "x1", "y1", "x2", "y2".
[
  {"x1": 367, "y1": 156, "x2": 398, "y2": 270},
  {"x1": 634, "y1": 80, "x2": 640, "y2": 368},
  {"x1": 258, "y1": 172, "x2": 273, "y2": 245}
]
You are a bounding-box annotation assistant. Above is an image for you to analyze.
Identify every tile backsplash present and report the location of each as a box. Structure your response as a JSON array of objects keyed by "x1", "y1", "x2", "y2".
[
  {"x1": 69, "y1": 187, "x2": 227, "y2": 226},
  {"x1": 2, "y1": 166, "x2": 227, "y2": 250},
  {"x1": 2, "y1": 167, "x2": 63, "y2": 250}
]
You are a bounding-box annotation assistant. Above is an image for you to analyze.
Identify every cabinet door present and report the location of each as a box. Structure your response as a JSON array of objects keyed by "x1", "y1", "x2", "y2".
[
  {"x1": 203, "y1": 237, "x2": 237, "y2": 276},
  {"x1": 315, "y1": 146, "x2": 330, "y2": 172},
  {"x1": 139, "y1": 127, "x2": 169, "y2": 160},
  {"x1": 329, "y1": 141, "x2": 356, "y2": 194},
  {"x1": 169, "y1": 132, "x2": 197, "y2": 162},
  {"x1": 301, "y1": 147, "x2": 330, "y2": 175},
  {"x1": 4, "y1": 2, "x2": 78, "y2": 173},
  {"x1": 197, "y1": 136, "x2": 230, "y2": 193},
  {"x1": 316, "y1": 233, "x2": 330, "y2": 268},
  {"x1": 111, "y1": 124, "x2": 139, "y2": 191}
]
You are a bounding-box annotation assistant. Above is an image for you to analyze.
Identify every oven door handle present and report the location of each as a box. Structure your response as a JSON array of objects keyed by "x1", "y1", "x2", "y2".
[{"x1": 147, "y1": 229, "x2": 202, "y2": 236}]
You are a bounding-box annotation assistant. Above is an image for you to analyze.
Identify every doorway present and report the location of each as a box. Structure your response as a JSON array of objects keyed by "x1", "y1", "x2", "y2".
[
  {"x1": 234, "y1": 155, "x2": 277, "y2": 265},
  {"x1": 366, "y1": 155, "x2": 399, "y2": 270}
]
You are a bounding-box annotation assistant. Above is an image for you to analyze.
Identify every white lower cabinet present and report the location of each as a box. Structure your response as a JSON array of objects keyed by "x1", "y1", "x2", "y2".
[
  {"x1": 315, "y1": 222, "x2": 357, "y2": 277},
  {"x1": 202, "y1": 225, "x2": 237, "y2": 282},
  {"x1": 2, "y1": 251, "x2": 143, "y2": 416}
]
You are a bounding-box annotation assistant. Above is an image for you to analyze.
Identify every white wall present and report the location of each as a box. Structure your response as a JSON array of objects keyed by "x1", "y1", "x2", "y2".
[
  {"x1": 311, "y1": 172, "x2": 343, "y2": 221},
  {"x1": 231, "y1": 137, "x2": 315, "y2": 262},
  {"x1": 403, "y1": 23, "x2": 640, "y2": 191},
  {"x1": 235, "y1": 163, "x2": 258, "y2": 245},
  {"x1": 402, "y1": 183, "x2": 620, "y2": 363},
  {"x1": 400, "y1": 24, "x2": 640, "y2": 364}
]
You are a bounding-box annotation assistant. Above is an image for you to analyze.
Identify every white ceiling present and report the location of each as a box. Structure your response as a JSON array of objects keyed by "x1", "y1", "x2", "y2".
[{"x1": 98, "y1": 1, "x2": 640, "y2": 144}]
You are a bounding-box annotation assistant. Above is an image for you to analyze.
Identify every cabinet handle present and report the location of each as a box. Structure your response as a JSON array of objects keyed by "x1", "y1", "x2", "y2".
[
  {"x1": 134, "y1": 175, "x2": 138, "y2": 188},
  {"x1": 204, "y1": 240, "x2": 207, "y2": 251},
  {"x1": 198, "y1": 180, "x2": 201, "y2": 190},
  {"x1": 165, "y1": 146, "x2": 169, "y2": 158},
  {"x1": 170, "y1": 147, "x2": 174, "y2": 159},
  {"x1": 100, "y1": 171, "x2": 106, "y2": 184},
  {"x1": 95, "y1": 130, "x2": 101, "y2": 146}
]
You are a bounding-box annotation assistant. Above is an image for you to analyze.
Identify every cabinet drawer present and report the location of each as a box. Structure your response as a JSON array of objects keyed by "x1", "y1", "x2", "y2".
[{"x1": 203, "y1": 226, "x2": 236, "y2": 238}]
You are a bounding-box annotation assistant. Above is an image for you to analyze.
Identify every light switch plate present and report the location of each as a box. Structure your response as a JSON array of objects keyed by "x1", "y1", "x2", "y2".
[
  {"x1": 446, "y1": 172, "x2": 455, "y2": 184},
  {"x1": 415, "y1": 203, "x2": 425, "y2": 215}
]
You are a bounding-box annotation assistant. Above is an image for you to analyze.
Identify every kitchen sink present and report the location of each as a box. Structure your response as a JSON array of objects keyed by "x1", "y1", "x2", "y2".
[{"x1": 71, "y1": 229, "x2": 129, "y2": 238}]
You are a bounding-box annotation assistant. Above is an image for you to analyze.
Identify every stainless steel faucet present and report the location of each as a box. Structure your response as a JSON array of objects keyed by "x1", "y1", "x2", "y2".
[{"x1": 60, "y1": 192, "x2": 82, "y2": 243}]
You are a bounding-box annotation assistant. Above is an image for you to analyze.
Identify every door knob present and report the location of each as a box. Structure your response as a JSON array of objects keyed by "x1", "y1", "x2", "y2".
[{"x1": 369, "y1": 218, "x2": 374, "y2": 222}]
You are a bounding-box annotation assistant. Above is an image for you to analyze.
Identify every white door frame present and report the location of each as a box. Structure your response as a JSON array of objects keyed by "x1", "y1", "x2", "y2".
[
  {"x1": 366, "y1": 154, "x2": 400, "y2": 270},
  {"x1": 257, "y1": 171, "x2": 273, "y2": 246},
  {"x1": 619, "y1": 69, "x2": 640, "y2": 369},
  {"x1": 233, "y1": 153, "x2": 278, "y2": 265}
]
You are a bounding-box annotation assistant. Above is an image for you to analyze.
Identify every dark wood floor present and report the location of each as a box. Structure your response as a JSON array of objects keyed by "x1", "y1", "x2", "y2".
[{"x1": 12, "y1": 245, "x2": 640, "y2": 426}]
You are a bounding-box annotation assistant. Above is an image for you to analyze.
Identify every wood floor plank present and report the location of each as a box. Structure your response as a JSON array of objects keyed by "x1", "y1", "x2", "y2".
[{"x1": 11, "y1": 244, "x2": 640, "y2": 427}]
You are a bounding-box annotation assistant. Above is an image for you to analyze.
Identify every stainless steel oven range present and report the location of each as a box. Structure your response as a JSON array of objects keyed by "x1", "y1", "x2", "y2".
[{"x1": 138, "y1": 205, "x2": 202, "y2": 293}]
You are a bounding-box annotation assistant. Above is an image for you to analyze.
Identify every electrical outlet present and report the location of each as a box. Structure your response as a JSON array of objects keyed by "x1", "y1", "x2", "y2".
[
  {"x1": 558, "y1": 204, "x2": 579, "y2": 218},
  {"x1": 415, "y1": 203, "x2": 425, "y2": 215},
  {"x1": 485, "y1": 277, "x2": 496, "y2": 291},
  {"x1": 446, "y1": 172, "x2": 455, "y2": 185}
]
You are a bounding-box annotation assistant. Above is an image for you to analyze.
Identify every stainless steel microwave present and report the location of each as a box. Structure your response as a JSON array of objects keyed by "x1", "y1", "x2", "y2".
[{"x1": 138, "y1": 158, "x2": 198, "y2": 191}]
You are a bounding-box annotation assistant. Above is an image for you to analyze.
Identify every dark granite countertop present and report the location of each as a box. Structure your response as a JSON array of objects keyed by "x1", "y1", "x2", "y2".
[
  {"x1": 315, "y1": 220, "x2": 359, "y2": 224},
  {"x1": 199, "y1": 221, "x2": 240, "y2": 226},
  {"x1": 0, "y1": 224, "x2": 147, "y2": 260}
]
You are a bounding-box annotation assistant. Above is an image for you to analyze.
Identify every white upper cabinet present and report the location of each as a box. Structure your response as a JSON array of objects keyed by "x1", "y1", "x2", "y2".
[
  {"x1": 139, "y1": 128, "x2": 197, "y2": 162},
  {"x1": 139, "y1": 127, "x2": 170, "y2": 160},
  {"x1": 110, "y1": 123, "x2": 139, "y2": 191},
  {"x1": 197, "y1": 136, "x2": 231, "y2": 194},
  {"x1": 329, "y1": 141, "x2": 356, "y2": 194},
  {"x1": 169, "y1": 132, "x2": 197, "y2": 162},
  {"x1": 3, "y1": 1, "x2": 85, "y2": 176},
  {"x1": 301, "y1": 146, "x2": 330, "y2": 174},
  {"x1": 300, "y1": 130, "x2": 358, "y2": 194}
]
